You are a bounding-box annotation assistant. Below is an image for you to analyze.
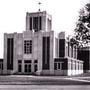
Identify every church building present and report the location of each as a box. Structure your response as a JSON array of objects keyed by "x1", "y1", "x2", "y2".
[{"x1": 3, "y1": 11, "x2": 83, "y2": 76}]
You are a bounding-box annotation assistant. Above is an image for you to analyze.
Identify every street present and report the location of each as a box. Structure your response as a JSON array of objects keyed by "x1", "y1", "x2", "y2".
[{"x1": 0, "y1": 85, "x2": 90, "y2": 90}]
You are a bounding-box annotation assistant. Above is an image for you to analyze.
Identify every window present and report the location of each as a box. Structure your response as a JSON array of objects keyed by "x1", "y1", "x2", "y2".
[
  {"x1": 71, "y1": 60, "x2": 73, "y2": 70},
  {"x1": 54, "y1": 63, "x2": 57, "y2": 70},
  {"x1": 30, "y1": 17, "x2": 32, "y2": 30},
  {"x1": 71, "y1": 45, "x2": 73, "y2": 57},
  {"x1": 24, "y1": 40, "x2": 32, "y2": 54},
  {"x1": 55, "y1": 38, "x2": 59, "y2": 57},
  {"x1": 0, "y1": 61, "x2": 3, "y2": 70},
  {"x1": 54, "y1": 62, "x2": 62, "y2": 70},
  {"x1": 25, "y1": 64, "x2": 27, "y2": 72},
  {"x1": 39, "y1": 16, "x2": 42, "y2": 30},
  {"x1": 74, "y1": 46, "x2": 77, "y2": 58},
  {"x1": 18, "y1": 60, "x2": 22, "y2": 72},
  {"x1": 59, "y1": 39, "x2": 65, "y2": 57},
  {"x1": 34, "y1": 65, "x2": 38, "y2": 72},
  {"x1": 34, "y1": 60, "x2": 38, "y2": 63},
  {"x1": 68, "y1": 42, "x2": 69, "y2": 57},
  {"x1": 34, "y1": 60, "x2": 38, "y2": 72},
  {"x1": 33, "y1": 17, "x2": 38, "y2": 32},
  {"x1": 58, "y1": 63, "x2": 60, "y2": 69},
  {"x1": 7, "y1": 38, "x2": 14, "y2": 70},
  {"x1": 33, "y1": 17, "x2": 42, "y2": 32},
  {"x1": 75, "y1": 61, "x2": 76, "y2": 70},
  {"x1": 42, "y1": 37, "x2": 50, "y2": 70}
]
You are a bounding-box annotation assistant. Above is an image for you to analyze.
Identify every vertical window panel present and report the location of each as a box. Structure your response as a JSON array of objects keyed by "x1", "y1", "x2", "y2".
[
  {"x1": 33, "y1": 17, "x2": 42, "y2": 32},
  {"x1": 33, "y1": 17, "x2": 38, "y2": 32},
  {"x1": 59, "y1": 39, "x2": 65, "y2": 57},
  {"x1": 18, "y1": 60, "x2": 22, "y2": 72},
  {"x1": 24, "y1": 40, "x2": 32, "y2": 54},
  {"x1": 7, "y1": 38, "x2": 14, "y2": 70},
  {"x1": 42, "y1": 37, "x2": 50, "y2": 70},
  {"x1": 30, "y1": 17, "x2": 32, "y2": 30},
  {"x1": 39, "y1": 16, "x2": 42, "y2": 30},
  {"x1": 54, "y1": 63, "x2": 57, "y2": 70}
]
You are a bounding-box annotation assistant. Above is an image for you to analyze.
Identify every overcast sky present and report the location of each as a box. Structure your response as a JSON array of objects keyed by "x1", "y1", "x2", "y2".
[{"x1": 0, "y1": 0, "x2": 89, "y2": 58}]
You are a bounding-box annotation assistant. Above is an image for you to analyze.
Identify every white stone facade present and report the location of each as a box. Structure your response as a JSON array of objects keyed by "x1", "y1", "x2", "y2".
[{"x1": 3, "y1": 11, "x2": 83, "y2": 76}]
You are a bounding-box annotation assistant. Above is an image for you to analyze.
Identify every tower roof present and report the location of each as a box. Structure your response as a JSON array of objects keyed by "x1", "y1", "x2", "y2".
[{"x1": 26, "y1": 11, "x2": 52, "y2": 19}]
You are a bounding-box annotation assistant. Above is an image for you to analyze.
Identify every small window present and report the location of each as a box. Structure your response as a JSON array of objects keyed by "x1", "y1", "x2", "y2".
[
  {"x1": 28, "y1": 65, "x2": 31, "y2": 72},
  {"x1": 34, "y1": 64, "x2": 38, "y2": 72},
  {"x1": 25, "y1": 64, "x2": 27, "y2": 72},
  {"x1": 34, "y1": 60, "x2": 38, "y2": 72},
  {"x1": 54, "y1": 62, "x2": 62, "y2": 70},
  {"x1": 18, "y1": 65, "x2": 21, "y2": 72},
  {"x1": 18, "y1": 60, "x2": 22, "y2": 63},
  {"x1": 58, "y1": 63, "x2": 60, "y2": 69},
  {"x1": 0, "y1": 64, "x2": 1, "y2": 69},
  {"x1": 54, "y1": 63, "x2": 57, "y2": 70},
  {"x1": 0, "y1": 61, "x2": 3, "y2": 70},
  {"x1": 34, "y1": 60, "x2": 38, "y2": 63}
]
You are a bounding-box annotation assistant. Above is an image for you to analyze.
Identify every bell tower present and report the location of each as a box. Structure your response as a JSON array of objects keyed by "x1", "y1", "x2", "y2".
[{"x1": 26, "y1": 11, "x2": 52, "y2": 32}]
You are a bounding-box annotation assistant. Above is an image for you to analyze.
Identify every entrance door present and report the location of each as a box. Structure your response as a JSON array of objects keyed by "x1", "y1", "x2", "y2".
[
  {"x1": 24, "y1": 60, "x2": 31, "y2": 73},
  {"x1": 25, "y1": 64, "x2": 31, "y2": 73}
]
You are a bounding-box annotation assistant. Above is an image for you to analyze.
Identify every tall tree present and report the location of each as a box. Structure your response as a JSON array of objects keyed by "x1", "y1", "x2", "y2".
[{"x1": 71, "y1": 3, "x2": 90, "y2": 47}]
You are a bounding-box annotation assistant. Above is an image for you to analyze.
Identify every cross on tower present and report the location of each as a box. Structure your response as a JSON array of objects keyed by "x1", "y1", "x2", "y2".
[{"x1": 38, "y1": 2, "x2": 42, "y2": 11}]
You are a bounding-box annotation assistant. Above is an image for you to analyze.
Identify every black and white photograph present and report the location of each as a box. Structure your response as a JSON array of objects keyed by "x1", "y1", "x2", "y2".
[{"x1": 0, "y1": 0, "x2": 90, "y2": 90}]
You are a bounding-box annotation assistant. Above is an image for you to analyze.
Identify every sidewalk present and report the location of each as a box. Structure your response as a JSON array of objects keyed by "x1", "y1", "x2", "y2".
[{"x1": 0, "y1": 75, "x2": 90, "y2": 85}]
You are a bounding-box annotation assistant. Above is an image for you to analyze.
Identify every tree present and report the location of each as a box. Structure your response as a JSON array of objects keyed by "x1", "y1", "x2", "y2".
[{"x1": 71, "y1": 3, "x2": 90, "y2": 47}]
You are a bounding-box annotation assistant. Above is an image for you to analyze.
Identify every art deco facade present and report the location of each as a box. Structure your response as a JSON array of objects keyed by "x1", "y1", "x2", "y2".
[{"x1": 3, "y1": 11, "x2": 83, "y2": 75}]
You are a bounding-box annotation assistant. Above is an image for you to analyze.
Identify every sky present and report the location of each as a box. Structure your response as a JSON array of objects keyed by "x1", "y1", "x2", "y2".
[{"x1": 0, "y1": 0, "x2": 89, "y2": 58}]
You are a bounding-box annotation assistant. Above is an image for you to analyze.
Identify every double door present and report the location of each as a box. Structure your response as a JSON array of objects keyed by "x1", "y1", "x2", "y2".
[
  {"x1": 24, "y1": 60, "x2": 31, "y2": 73},
  {"x1": 24, "y1": 64, "x2": 31, "y2": 73}
]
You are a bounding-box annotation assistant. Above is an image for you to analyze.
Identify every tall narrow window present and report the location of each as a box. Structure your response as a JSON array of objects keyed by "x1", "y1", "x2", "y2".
[
  {"x1": 58, "y1": 63, "x2": 60, "y2": 69},
  {"x1": 33, "y1": 17, "x2": 42, "y2": 32},
  {"x1": 25, "y1": 64, "x2": 27, "y2": 72},
  {"x1": 18, "y1": 60, "x2": 22, "y2": 72},
  {"x1": 71, "y1": 61, "x2": 73, "y2": 70},
  {"x1": 33, "y1": 17, "x2": 38, "y2": 32},
  {"x1": 71, "y1": 45, "x2": 73, "y2": 57},
  {"x1": 39, "y1": 16, "x2": 42, "y2": 30},
  {"x1": 0, "y1": 60, "x2": 3, "y2": 70},
  {"x1": 34, "y1": 60, "x2": 38, "y2": 72},
  {"x1": 54, "y1": 63, "x2": 57, "y2": 70},
  {"x1": 7, "y1": 38, "x2": 14, "y2": 70},
  {"x1": 42, "y1": 37, "x2": 50, "y2": 70},
  {"x1": 74, "y1": 46, "x2": 76, "y2": 58},
  {"x1": 24, "y1": 40, "x2": 32, "y2": 54},
  {"x1": 30, "y1": 17, "x2": 32, "y2": 30},
  {"x1": 68, "y1": 42, "x2": 69, "y2": 57},
  {"x1": 59, "y1": 39, "x2": 65, "y2": 57}
]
